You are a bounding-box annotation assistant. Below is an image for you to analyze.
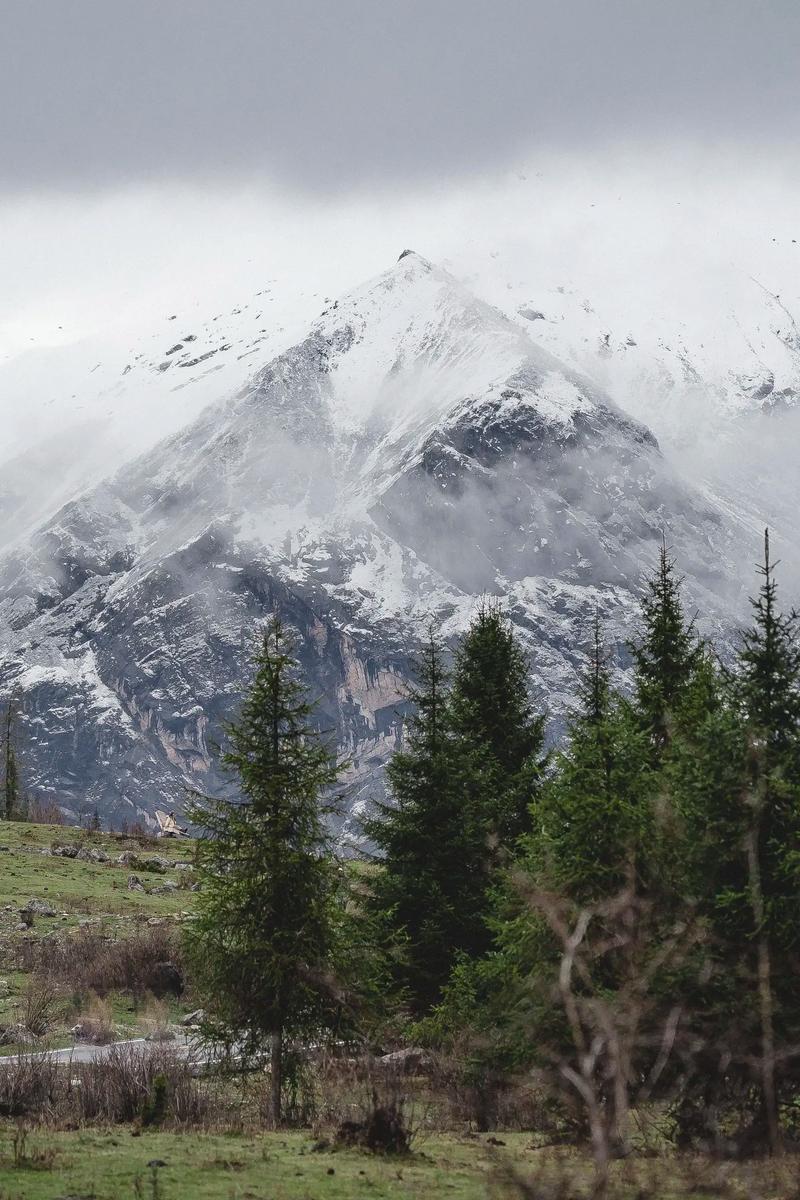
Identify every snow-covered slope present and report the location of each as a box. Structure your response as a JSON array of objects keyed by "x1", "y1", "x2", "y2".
[{"x1": 0, "y1": 253, "x2": 760, "y2": 829}]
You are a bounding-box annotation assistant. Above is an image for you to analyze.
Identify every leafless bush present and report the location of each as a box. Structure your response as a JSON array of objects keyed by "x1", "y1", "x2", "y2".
[
  {"x1": 26, "y1": 800, "x2": 65, "y2": 826},
  {"x1": 116, "y1": 820, "x2": 161, "y2": 848},
  {"x1": 0, "y1": 1047, "x2": 214, "y2": 1128},
  {"x1": 73, "y1": 1044, "x2": 208, "y2": 1125},
  {"x1": 491, "y1": 1150, "x2": 800, "y2": 1200},
  {"x1": 0, "y1": 1055, "x2": 62, "y2": 1119},
  {"x1": 512, "y1": 871, "x2": 706, "y2": 1198},
  {"x1": 21, "y1": 977, "x2": 64, "y2": 1038},
  {"x1": 71, "y1": 995, "x2": 117, "y2": 1045},
  {"x1": 23, "y1": 923, "x2": 184, "y2": 1000}
]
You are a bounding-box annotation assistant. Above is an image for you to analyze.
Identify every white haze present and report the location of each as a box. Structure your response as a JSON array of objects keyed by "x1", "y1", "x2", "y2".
[{"x1": 1, "y1": 146, "x2": 799, "y2": 597}]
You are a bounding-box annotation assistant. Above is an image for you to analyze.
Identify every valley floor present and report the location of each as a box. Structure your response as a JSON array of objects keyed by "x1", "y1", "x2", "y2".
[{"x1": 0, "y1": 1128, "x2": 794, "y2": 1200}]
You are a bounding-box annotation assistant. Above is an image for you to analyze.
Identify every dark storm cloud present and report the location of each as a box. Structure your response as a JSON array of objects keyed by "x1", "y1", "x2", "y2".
[{"x1": 1, "y1": 0, "x2": 798, "y2": 193}]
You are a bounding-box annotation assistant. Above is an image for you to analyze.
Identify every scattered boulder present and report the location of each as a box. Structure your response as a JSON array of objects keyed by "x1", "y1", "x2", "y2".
[
  {"x1": 76, "y1": 847, "x2": 109, "y2": 864},
  {"x1": 51, "y1": 844, "x2": 79, "y2": 858},
  {"x1": 172, "y1": 862, "x2": 193, "y2": 873},
  {"x1": 179, "y1": 1009, "x2": 205, "y2": 1027},
  {"x1": 378, "y1": 1047, "x2": 433, "y2": 1074},
  {"x1": 0, "y1": 1023, "x2": 38, "y2": 1046},
  {"x1": 0, "y1": 979, "x2": 10, "y2": 999},
  {"x1": 25, "y1": 899, "x2": 57, "y2": 917},
  {"x1": 117, "y1": 851, "x2": 141, "y2": 867},
  {"x1": 151, "y1": 880, "x2": 178, "y2": 895}
]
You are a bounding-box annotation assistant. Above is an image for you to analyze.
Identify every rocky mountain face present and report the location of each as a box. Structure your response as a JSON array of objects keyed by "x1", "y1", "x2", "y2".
[{"x1": 0, "y1": 253, "x2": 757, "y2": 830}]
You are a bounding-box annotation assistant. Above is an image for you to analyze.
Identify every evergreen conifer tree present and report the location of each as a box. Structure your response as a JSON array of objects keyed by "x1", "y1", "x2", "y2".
[
  {"x1": 184, "y1": 618, "x2": 342, "y2": 1126},
  {"x1": 674, "y1": 533, "x2": 800, "y2": 1151},
  {"x1": 449, "y1": 601, "x2": 546, "y2": 845},
  {"x1": 3, "y1": 697, "x2": 20, "y2": 821},
  {"x1": 526, "y1": 617, "x2": 654, "y2": 903},
  {"x1": 364, "y1": 632, "x2": 492, "y2": 1015},
  {"x1": 430, "y1": 618, "x2": 655, "y2": 1082},
  {"x1": 630, "y1": 540, "x2": 703, "y2": 755}
]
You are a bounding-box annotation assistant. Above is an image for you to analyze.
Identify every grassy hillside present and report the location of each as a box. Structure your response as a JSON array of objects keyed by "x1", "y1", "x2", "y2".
[
  {"x1": 0, "y1": 820, "x2": 194, "y2": 919},
  {"x1": 0, "y1": 820, "x2": 197, "y2": 1048}
]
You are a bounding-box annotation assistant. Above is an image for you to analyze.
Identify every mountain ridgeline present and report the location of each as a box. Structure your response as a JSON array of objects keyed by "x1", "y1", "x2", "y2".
[{"x1": 0, "y1": 253, "x2": 755, "y2": 827}]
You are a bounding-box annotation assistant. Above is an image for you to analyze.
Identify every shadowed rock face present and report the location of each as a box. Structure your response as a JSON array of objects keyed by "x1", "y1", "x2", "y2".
[{"x1": 0, "y1": 254, "x2": 749, "y2": 831}]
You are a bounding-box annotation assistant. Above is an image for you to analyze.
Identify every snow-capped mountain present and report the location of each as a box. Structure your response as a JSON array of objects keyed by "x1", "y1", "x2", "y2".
[{"x1": 0, "y1": 253, "x2": 766, "y2": 828}]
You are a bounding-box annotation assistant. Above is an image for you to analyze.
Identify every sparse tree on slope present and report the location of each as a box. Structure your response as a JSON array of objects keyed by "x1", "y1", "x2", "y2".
[
  {"x1": 3, "y1": 696, "x2": 21, "y2": 821},
  {"x1": 184, "y1": 617, "x2": 342, "y2": 1126}
]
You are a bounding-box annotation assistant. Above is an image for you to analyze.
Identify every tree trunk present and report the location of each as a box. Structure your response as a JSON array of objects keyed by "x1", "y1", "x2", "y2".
[{"x1": 270, "y1": 1030, "x2": 283, "y2": 1128}]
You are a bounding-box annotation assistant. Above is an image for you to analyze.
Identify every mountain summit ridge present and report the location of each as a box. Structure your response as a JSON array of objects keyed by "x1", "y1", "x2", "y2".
[{"x1": 0, "y1": 256, "x2": 750, "y2": 828}]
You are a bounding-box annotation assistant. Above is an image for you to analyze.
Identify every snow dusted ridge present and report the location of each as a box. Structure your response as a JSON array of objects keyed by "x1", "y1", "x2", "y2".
[{"x1": 0, "y1": 253, "x2": 759, "y2": 829}]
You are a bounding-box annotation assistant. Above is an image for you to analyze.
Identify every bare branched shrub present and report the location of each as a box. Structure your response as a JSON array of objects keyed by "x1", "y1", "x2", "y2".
[
  {"x1": 21, "y1": 977, "x2": 64, "y2": 1038},
  {"x1": 491, "y1": 1150, "x2": 800, "y2": 1200},
  {"x1": 513, "y1": 871, "x2": 705, "y2": 1197},
  {"x1": 73, "y1": 1044, "x2": 208, "y2": 1125},
  {"x1": 22, "y1": 923, "x2": 184, "y2": 1001},
  {"x1": 26, "y1": 800, "x2": 65, "y2": 826},
  {"x1": 0, "y1": 1048, "x2": 214, "y2": 1128},
  {"x1": 71, "y1": 995, "x2": 117, "y2": 1045},
  {"x1": 0, "y1": 1055, "x2": 62, "y2": 1120}
]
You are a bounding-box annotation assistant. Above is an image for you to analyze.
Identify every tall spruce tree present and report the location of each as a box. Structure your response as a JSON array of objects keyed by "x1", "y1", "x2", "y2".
[
  {"x1": 430, "y1": 617, "x2": 655, "y2": 1083},
  {"x1": 526, "y1": 616, "x2": 654, "y2": 904},
  {"x1": 630, "y1": 540, "x2": 703, "y2": 755},
  {"x1": 674, "y1": 533, "x2": 800, "y2": 1151},
  {"x1": 364, "y1": 632, "x2": 492, "y2": 1015},
  {"x1": 184, "y1": 618, "x2": 342, "y2": 1126},
  {"x1": 449, "y1": 601, "x2": 546, "y2": 845}
]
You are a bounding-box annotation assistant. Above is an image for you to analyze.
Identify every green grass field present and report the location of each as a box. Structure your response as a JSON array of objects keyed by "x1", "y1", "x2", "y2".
[
  {"x1": 0, "y1": 821, "x2": 197, "y2": 1047},
  {"x1": 0, "y1": 821, "x2": 194, "y2": 919},
  {"x1": 0, "y1": 1127, "x2": 791, "y2": 1200},
  {"x1": 0, "y1": 1128, "x2": 505, "y2": 1200}
]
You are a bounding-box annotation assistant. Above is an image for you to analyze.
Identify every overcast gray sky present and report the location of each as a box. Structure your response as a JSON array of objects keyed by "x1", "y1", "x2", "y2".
[{"x1": 2, "y1": 0, "x2": 799, "y2": 195}]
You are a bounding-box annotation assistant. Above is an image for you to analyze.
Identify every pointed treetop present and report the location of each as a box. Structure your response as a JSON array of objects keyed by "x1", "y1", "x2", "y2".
[{"x1": 738, "y1": 526, "x2": 800, "y2": 753}]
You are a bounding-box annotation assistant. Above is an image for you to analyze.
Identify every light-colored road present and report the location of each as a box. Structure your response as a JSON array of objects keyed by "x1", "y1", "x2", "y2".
[{"x1": 0, "y1": 1032, "x2": 207, "y2": 1068}]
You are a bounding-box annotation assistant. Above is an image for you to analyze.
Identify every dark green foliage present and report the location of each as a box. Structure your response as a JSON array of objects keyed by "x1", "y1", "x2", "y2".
[
  {"x1": 449, "y1": 601, "x2": 546, "y2": 845},
  {"x1": 427, "y1": 618, "x2": 654, "y2": 1076},
  {"x1": 666, "y1": 534, "x2": 800, "y2": 1149},
  {"x1": 738, "y1": 529, "x2": 800, "y2": 758},
  {"x1": 366, "y1": 608, "x2": 546, "y2": 1017},
  {"x1": 141, "y1": 1074, "x2": 168, "y2": 1127},
  {"x1": 677, "y1": 533, "x2": 800, "y2": 960},
  {"x1": 3, "y1": 697, "x2": 21, "y2": 821},
  {"x1": 184, "y1": 617, "x2": 343, "y2": 1123},
  {"x1": 630, "y1": 540, "x2": 704, "y2": 755},
  {"x1": 527, "y1": 626, "x2": 654, "y2": 904},
  {"x1": 364, "y1": 633, "x2": 493, "y2": 1015}
]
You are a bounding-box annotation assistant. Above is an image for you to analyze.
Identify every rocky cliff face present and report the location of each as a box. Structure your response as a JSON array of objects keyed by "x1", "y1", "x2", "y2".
[{"x1": 0, "y1": 253, "x2": 754, "y2": 830}]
